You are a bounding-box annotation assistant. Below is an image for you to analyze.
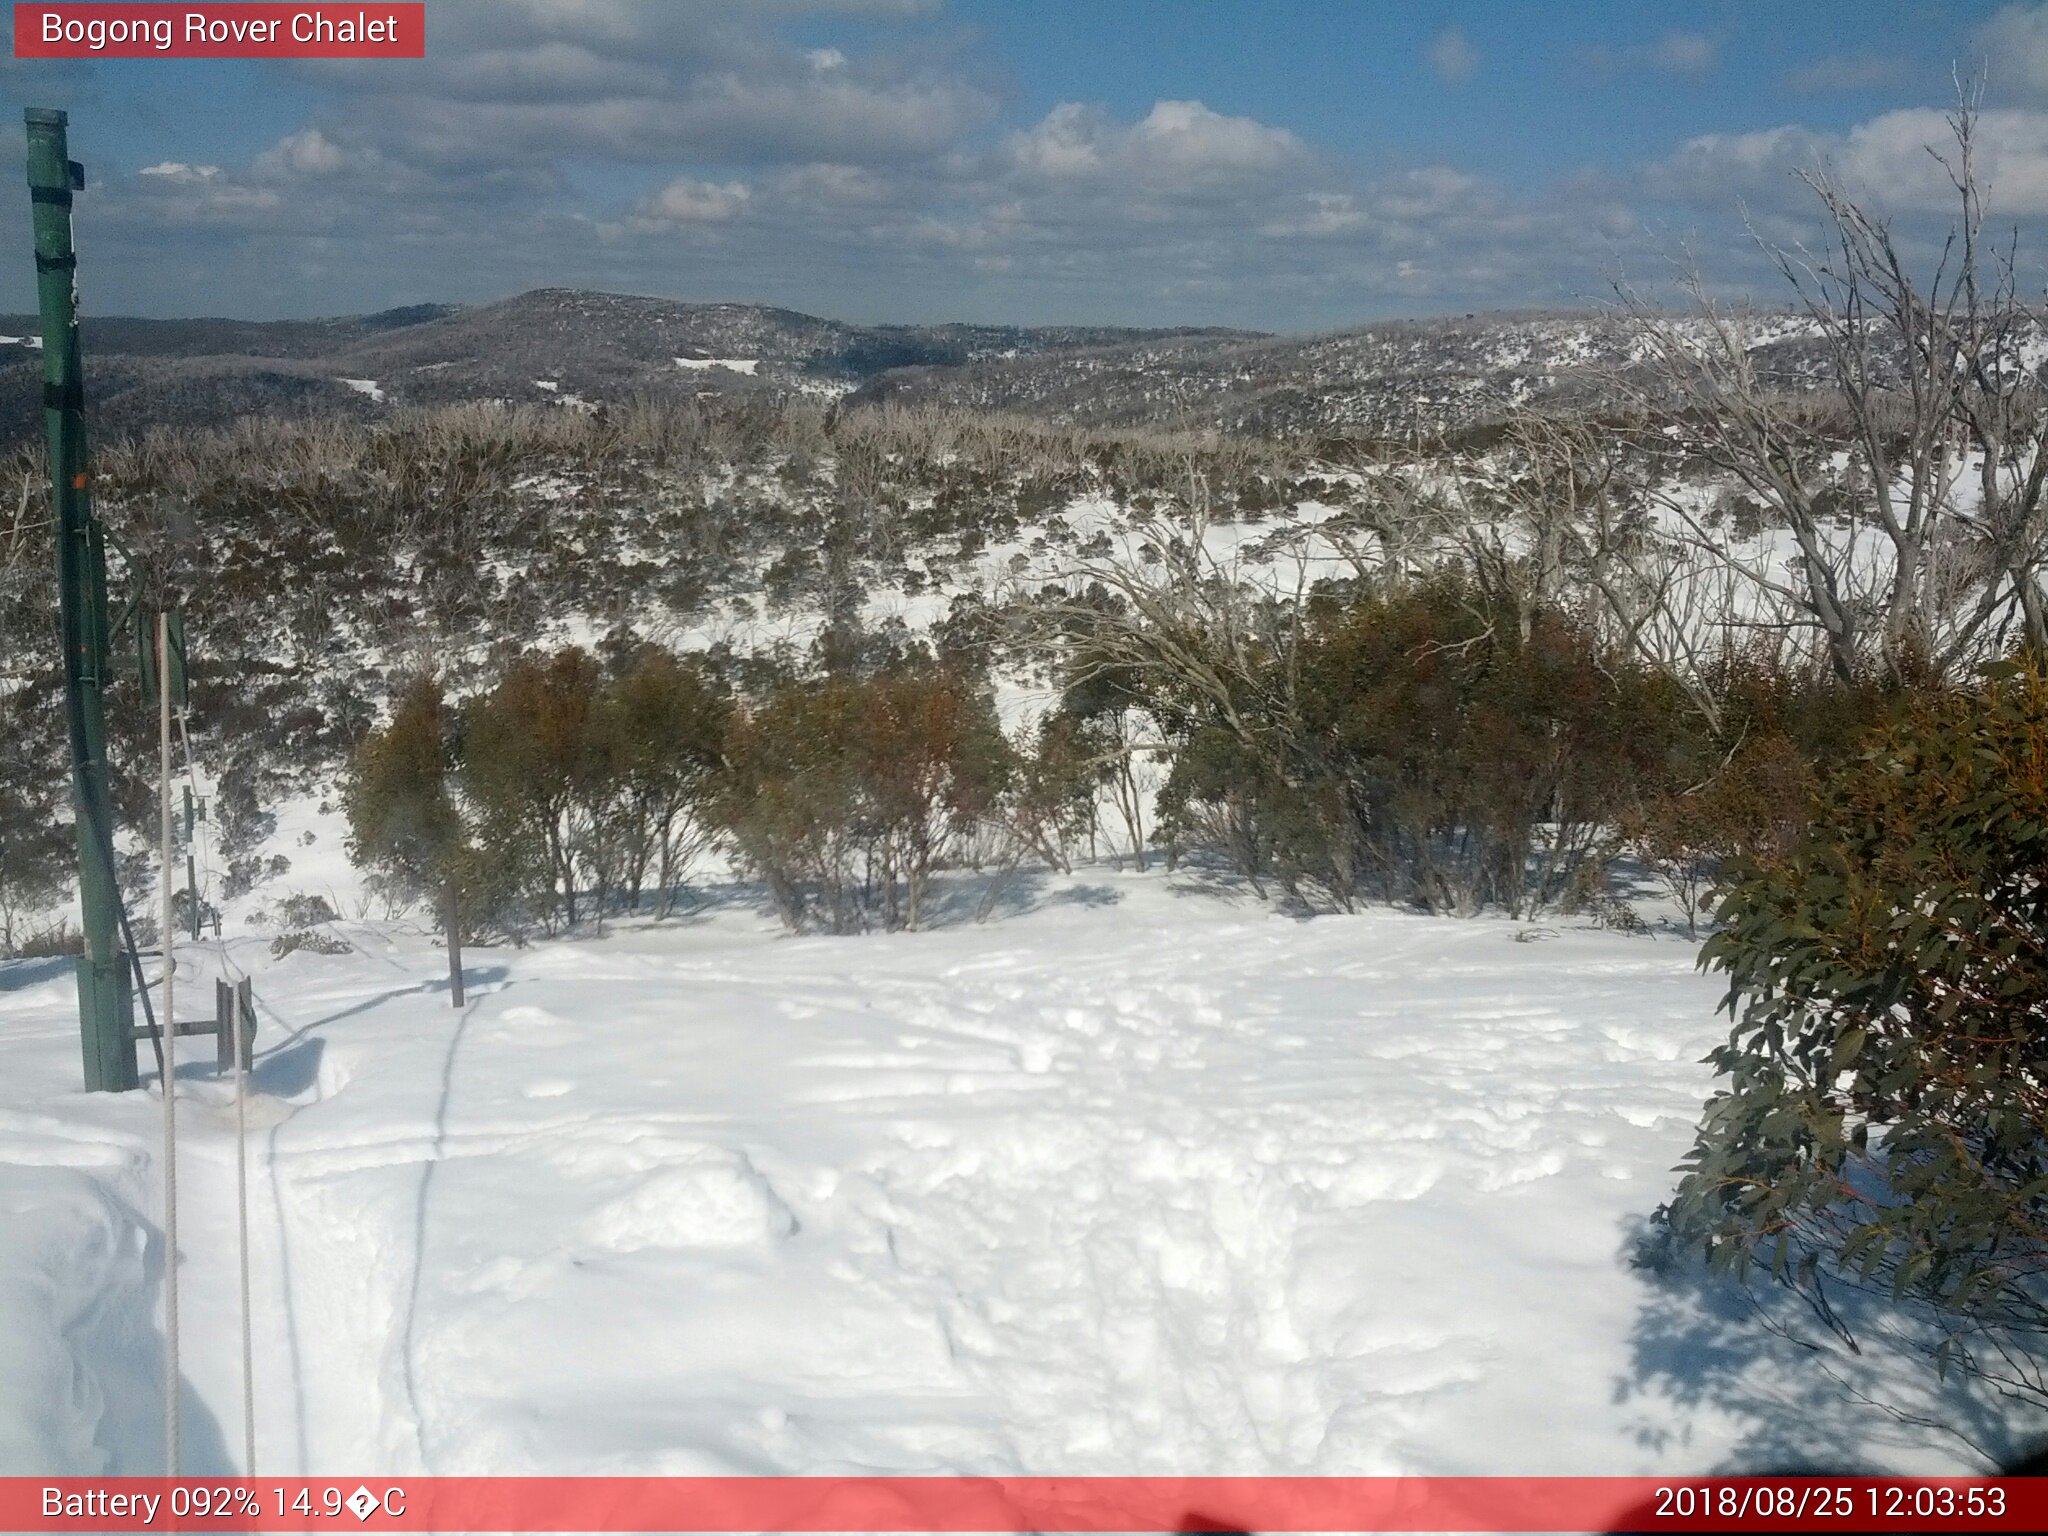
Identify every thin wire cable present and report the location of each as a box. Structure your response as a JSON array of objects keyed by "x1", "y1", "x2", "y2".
[
  {"x1": 156, "y1": 611, "x2": 180, "y2": 1477},
  {"x1": 234, "y1": 997, "x2": 254, "y2": 1473}
]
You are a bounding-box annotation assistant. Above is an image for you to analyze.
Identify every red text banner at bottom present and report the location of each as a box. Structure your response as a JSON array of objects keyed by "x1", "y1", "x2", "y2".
[{"x1": 4, "y1": 1476, "x2": 2044, "y2": 1533}]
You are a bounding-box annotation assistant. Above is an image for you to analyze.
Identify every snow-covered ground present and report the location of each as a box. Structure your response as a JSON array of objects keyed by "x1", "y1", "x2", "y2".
[{"x1": 5, "y1": 869, "x2": 2042, "y2": 1481}]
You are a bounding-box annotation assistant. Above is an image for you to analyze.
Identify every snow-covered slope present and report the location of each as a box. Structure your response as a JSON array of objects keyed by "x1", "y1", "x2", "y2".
[{"x1": 3, "y1": 870, "x2": 2040, "y2": 1478}]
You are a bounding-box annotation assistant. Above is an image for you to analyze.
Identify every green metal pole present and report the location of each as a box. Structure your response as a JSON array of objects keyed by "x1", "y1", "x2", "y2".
[{"x1": 26, "y1": 108, "x2": 135, "y2": 1092}]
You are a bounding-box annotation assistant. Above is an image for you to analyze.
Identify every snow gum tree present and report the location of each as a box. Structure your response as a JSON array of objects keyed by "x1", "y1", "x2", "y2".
[
  {"x1": 713, "y1": 665, "x2": 1011, "y2": 933},
  {"x1": 593, "y1": 646, "x2": 730, "y2": 919},
  {"x1": 454, "y1": 645, "x2": 731, "y2": 932},
  {"x1": 460, "y1": 648, "x2": 606, "y2": 931},
  {"x1": 341, "y1": 673, "x2": 474, "y2": 1002}
]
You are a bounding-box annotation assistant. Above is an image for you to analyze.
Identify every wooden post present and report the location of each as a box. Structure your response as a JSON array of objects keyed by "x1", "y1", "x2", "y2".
[
  {"x1": 215, "y1": 978, "x2": 233, "y2": 1075},
  {"x1": 445, "y1": 880, "x2": 465, "y2": 1008},
  {"x1": 210, "y1": 979, "x2": 254, "y2": 1074},
  {"x1": 236, "y1": 979, "x2": 255, "y2": 1073}
]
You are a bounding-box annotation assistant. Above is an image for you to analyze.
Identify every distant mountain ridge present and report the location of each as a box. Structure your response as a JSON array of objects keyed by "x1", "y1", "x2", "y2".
[
  {"x1": 847, "y1": 309, "x2": 1862, "y2": 439},
  {"x1": 0, "y1": 288, "x2": 1256, "y2": 444},
  {"x1": 0, "y1": 286, "x2": 1897, "y2": 447}
]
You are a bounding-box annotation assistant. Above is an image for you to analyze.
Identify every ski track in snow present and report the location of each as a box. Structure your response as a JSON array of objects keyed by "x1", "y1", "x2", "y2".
[{"x1": 3, "y1": 873, "x2": 2044, "y2": 1478}]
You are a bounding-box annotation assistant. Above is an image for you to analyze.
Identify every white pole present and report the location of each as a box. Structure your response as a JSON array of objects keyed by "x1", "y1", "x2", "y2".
[
  {"x1": 236, "y1": 981, "x2": 255, "y2": 1473},
  {"x1": 158, "y1": 610, "x2": 180, "y2": 1475},
  {"x1": 175, "y1": 702, "x2": 255, "y2": 1472}
]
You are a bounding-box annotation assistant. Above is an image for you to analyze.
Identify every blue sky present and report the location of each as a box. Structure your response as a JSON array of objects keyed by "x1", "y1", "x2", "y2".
[
  {"x1": 0, "y1": 0, "x2": 2042, "y2": 329},
  {"x1": 947, "y1": 1, "x2": 1951, "y2": 175}
]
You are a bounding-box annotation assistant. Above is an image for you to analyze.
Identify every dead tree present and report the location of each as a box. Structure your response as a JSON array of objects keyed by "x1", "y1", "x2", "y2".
[{"x1": 1616, "y1": 91, "x2": 2048, "y2": 686}]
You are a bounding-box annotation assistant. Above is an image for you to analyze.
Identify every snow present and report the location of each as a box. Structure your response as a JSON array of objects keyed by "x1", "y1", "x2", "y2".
[
  {"x1": 674, "y1": 357, "x2": 760, "y2": 376},
  {"x1": 336, "y1": 378, "x2": 385, "y2": 403},
  {"x1": 791, "y1": 375, "x2": 858, "y2": 399},
  {"x1": 5, "y1": 869, "x2": 2041, "y2": 1479}
]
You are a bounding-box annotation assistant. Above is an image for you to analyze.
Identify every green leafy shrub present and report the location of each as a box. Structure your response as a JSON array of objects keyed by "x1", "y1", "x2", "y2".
[
  {"x1": 1667, "y1": 659, "x2": 2048, "y2": 1401},
  {"x1": 1627, "y1": 732, "x2": 1816, "y2": 938},
  {"x1": 714, "y1": 665, "x2": 1011, "y2": 932},
  {"x1": 1151, "y1": 575, "x2": 1682, "y2": 915}
]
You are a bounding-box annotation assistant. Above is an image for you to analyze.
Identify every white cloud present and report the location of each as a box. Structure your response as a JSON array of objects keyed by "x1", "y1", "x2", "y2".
[
  {"x1": 1261, "y1": 191, "x2": 1368, "y2": 238},
  {"x1": 1646, "y1": 107, "x2": 2048, "y2": 220},
  {"x1": 1976, "y1": 5, "x2": 2048, "y2": 99},
  {"x1": 1001, "y1": 100, "x2": 1308, "y2": 194},
  {"x1": 1003, "y1": 103, "x2": 1104, "y2": 180},
  {"x1": 1584, "y1": 30, "x2": 1720, "y2": 79},
  {"x1": 68, "y1": 0, "x2": 2048, "y2": 333},
  {"x1": 775, "y1": 162, "x2": 889, "y2": 203},
  {"x1": 1781, "y1": 52, "x2": 1907, "y2": 95},
  {"x1": 139, "y1": 162, "x2": 221, "y2": 182},
  {"x1": 1429, "y1": 28, "x2": 1477, "y2": 85},
  {"x1": 439, "y1": 41, "x2": 670, "y2": 102},
  {"x1": 1844, "y1": 107, "x2": 2048, "y2": 215},
  {"x1": 1652, "y1": 32, "x2": 1717, "y2": 75},
  {"x1": 254, "y1": 128, "x2": 351, "y2": 179},
  {"x1": 638, "y1": 177, "x2": 753, "y2": 222},
  {"x1": 282, "y1": 0, "x2": 994, "y2": 173},
  {"x1": 119, "y1": 166, "x2": 283, "y2": 225},
  {"x1": 1655, "y1": 124, "x2": 1816, "y2": 184}
]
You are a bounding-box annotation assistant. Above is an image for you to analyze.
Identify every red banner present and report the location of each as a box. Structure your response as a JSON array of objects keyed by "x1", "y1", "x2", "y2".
[
  {"x1": 2, "y1": 1476, "x2": 2043, "y2": 1533},
  {"x1": 12, "y1": 5, "x2": 423, "y2": 58}
]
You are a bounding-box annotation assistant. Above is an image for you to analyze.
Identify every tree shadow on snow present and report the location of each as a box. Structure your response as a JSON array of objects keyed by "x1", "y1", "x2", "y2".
[
  {"x1": 1159, "y1": 852, "x2": 1282, "y2": 908},
  {"x1": 397, "y1": 980, "x2": 493, "y2": 1471},
  {"x1": 915, "y1": 868, "x2": 1122, "y2": 925},
  {"x1": 251, "y1": 1036, "x2": 326, "y2": 1098},
  {"x1": 0, "y1": 954, "x2": 73, "y2": 992},
  {"x1": 1614, "y1": 1218, "x2": 2044, "y2": 1476},
  {"x1": 645, "y1": 867, "x2": 1126, "y2": 933},
  {"x1": 549, "y1": 878, "x2": 776, "y2": 936},
  {"x1": 1601, "y1": 852, "x2": 1670, "y2": 904}
]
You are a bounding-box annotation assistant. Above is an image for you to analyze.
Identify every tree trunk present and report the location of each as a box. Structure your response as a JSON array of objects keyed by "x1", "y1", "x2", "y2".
[{"x1": 655, "y1": 813, "x2": 676, "y2": 919}]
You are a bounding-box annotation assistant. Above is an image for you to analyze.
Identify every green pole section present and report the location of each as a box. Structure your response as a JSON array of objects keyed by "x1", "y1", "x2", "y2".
[{"x1": 26, "y1": 108, "x2": 135, "y2": 1092}]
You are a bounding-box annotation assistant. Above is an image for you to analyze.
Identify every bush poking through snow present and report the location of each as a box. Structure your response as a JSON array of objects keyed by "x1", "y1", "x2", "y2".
[
  {"x1": 273, "y1": 891, "x2": 340, "y2": 928},
  {"x1": 263, "y1": 890, "x2": 352, "y2": 957},
  {"x1": 1126, "y1": 573, "x2": 1680, "y2": 916},
  {"x1": 269, "y1": 926, "x2": 353, "y2": 959}
]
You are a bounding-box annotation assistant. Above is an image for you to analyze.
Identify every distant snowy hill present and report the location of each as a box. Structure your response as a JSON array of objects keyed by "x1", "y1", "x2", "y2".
[
  {"x1": 850, "y1": 309, "x2": 1867, "y2": 438},
  {"x1": 0, "y1": 289, "x2": 1248, "y2": 445},
  {"x1": 1, "y1": 288, "x2": 1937, "y2": 448}
]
